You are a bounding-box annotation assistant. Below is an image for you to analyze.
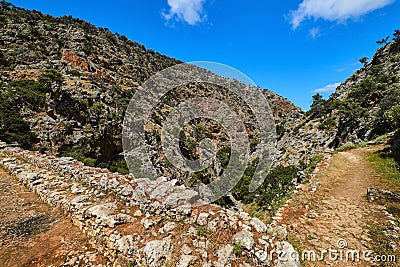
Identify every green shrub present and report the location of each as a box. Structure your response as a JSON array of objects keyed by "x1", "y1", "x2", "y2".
[
  {"x1": 336, "y1": 142, "x2": 367, "y2": 152},
  {"x1": 67, "y1": 69, "x2": 82, "y2": 77},
  {"x1": 216, "y1": 146, "x2": 231, "y2": 170},
  {"x1": 197, "y1": 226, "x2": 207, "y2": 236},
  {"x1": 193, "y1": 124, "x2": 211, "y2": 139},
  {"x1": 38, "y1": 69, "x2": 63, "y2": 92},
  {"x1": 0, "y1": 77, "x2": 56, "y2": 148},
  {"x1": 338, "y1": 101, "x2": 369, "y2": 120},
  {"x1": 348, "y1": 78, "x2": 376, "y2": 102},
  {"x1": 368, "y1": 151, "x2": 400, "y2": 184},
  {"x1": 233, "y1": 243, "x2": 244, "y2": 256},
  {"x1": 230, "y1": 164, "x2": 298, "y2": 215},
  {"x1": 60, "y1": 148, "x2": 96, "y2": 166},
  {"x1": 384, "y1": 105, "x2": 400, "y2": 128},
  {"x1": 303, "y1": 155, "x2": 323, "y2": 175},
  {"x1": 370, "y1": 64, "x2": 383, "y2": 76},
  {"x1": 82, "y1": 40, "x2": 94, "y2": 56},
  {"x1": 109, "y1": 159, "x2": 129, "y2": 174},
  {"x1": 276, "y1": 123, "x2": 285, "y2": 137},
  {"x1": 91, "y1": 103, "x2": 103, "y2": 115},
  {"x1": 318, "y1": 116, "x2": 337, "y2": 130}
]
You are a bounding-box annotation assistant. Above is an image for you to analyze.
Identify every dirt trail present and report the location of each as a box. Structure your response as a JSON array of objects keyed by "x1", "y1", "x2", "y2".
[
  {"x1": 0, "y1": 169, "x2": 107, "y2": 266},
  {"x1": 278, "y1": 147, "x2": 396, "y2": 267}
]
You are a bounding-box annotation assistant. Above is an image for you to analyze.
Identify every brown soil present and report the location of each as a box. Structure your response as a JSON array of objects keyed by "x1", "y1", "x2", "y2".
[
  {"x1": 278, "y1": 147, "x2": 398, "y2": 267},
  {"x1": 0, "y1": 169, "x2": 107, "y2": 267}
]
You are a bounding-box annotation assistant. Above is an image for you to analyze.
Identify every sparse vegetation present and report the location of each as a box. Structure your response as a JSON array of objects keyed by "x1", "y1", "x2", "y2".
[
  {"x1": 233, "y1": 243, "x2": 244, "y2": 256},
  {"x1": 369, "y1": 224, "x2": 399, "y2": 267},
  {"x1": 197, "y1": 226, "x2": 208, "y2": 236},
  {"x1": 368, "y1": 150, "x2": 400, "y2": 185},
  {"x1": 60, "y1": 147, "x2": 96, "y2": 167},
  {"x1": 0, "y1": 70, "x2": 63, "y2": 148},
  {"x1": 336, "y1": 142, "x2": 367, "y2": 152}
]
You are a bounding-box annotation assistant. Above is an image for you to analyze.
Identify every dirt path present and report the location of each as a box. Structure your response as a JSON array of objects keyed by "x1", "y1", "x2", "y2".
[
  {"x1": 278, "y1": 147, "x2": 397, "y2": 267},
  {"x1": 0, "y1": 169, "x2": 108, "y2": 267}
]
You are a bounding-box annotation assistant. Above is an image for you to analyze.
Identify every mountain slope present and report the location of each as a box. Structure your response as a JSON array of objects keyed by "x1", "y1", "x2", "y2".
[
  {"x1": 0, "y1": 1, "x2": 300, "y2": 170},
  {"x1": 307, "y1": 39, "x2": 400, "y2": 147}
]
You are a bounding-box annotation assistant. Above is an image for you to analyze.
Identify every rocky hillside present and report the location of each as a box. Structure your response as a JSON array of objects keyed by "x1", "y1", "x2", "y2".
[
  {"x1": 270, "y1": 34, "x2": 400, "y2": 170},
  {"x1": 0, "y1": 1, "x2": 300, "y2": 168},
  {"x1": 0, "y1": 1, "x2": 309, "y2": 216},
  {"x1": 306, "y1": 37, "x2": 400, "y2": 147}
]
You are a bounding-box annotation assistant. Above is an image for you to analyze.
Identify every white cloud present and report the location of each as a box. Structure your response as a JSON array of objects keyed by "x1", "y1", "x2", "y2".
[
  {"x1": 288, "y1": 0, "x2": 395, "y2": 29},
  {"x1": 162, "y1": 0, "x2": 207, "y2": 25},
  {"x1": 309, "y1": 27, "x2": 321, "y2": 38},
  {"x1": 313, "y1": 82, "x2": 341, "y2": 93}
]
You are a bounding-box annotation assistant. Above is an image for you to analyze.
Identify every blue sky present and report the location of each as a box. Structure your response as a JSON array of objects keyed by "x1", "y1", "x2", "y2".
[{"x1": 9, "y1": 0, "x2": 400, "y2": 110}]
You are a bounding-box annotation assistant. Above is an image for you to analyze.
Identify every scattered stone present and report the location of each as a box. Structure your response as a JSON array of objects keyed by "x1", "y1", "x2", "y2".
[
  {"x1": 234, "y1": 230, "x2": 254, "y2": 250},
  {"x1": 197, "y1": 212, "x2": 210, "y2": 226},
  {"x1": 142, "y1": 237, "x2": 173, "y2": 267},
  {"x1": 215, "y1": 244, "x2": 233, "y2": 267},
  {"x1": 177, "y1": 255, "x2": 197, "y2": 267}
]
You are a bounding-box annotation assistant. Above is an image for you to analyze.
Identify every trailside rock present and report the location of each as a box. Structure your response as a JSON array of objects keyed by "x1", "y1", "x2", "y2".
[{"x1": 142, "y1": 236, "x2": 173, "y2": 267}]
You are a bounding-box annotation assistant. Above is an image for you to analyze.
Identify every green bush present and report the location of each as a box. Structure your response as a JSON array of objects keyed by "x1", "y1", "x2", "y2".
[
  {"x1": 193, "y1": 124, "x2": 211, "y2": 139},
  {"x1": 38, "y1": 69, "x2": 63, "y2": 92},
  {"x1": 384, "y1": 105, "x2": 400, "y2": 128},
  {"x1": 347, "y1": 78, "x2": 376, "y2": 102},
  {"x1": 233, "y1": 243, "x2": 244, "y2": 256},
  {"x1": 91, "y1": 103, "x2": 103, "y2": 115},
  {"x1": 335, "y1": 142, "x2": 367, "y2": 152},
  {"x1": 318, "y1": 116, "x2": 337, "y2": 130},
  {"x1": 302, "y1": 155, "x2": 323, "y2": 175},
  {"x1": 0, "y1": 77, "x2": 54, "y2": 148},
  {"x1": 216, "y1": 146, "x2": 231, "y2": 170},
  {"x1": 197, "y1": 226, "x2": 208, "y2": 236},
  {"x1": 230, "y1": 164, "x2": 298, "y2": 213},
  {"x1": 67, "y1": 69, "x2": 82, "y2": 77},
  {"x1": 338, "y1": 101, "x2": 369, "y2": 120},
  {"x1": 60, "y1": 148, "x2": 96, "y2": 167},
  {"x1": 109, "y1": 159, "x2": 129, "y2": 174}
]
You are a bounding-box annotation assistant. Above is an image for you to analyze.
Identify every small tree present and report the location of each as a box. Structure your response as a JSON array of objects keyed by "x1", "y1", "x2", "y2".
[
  {"x1": 393, "y1": 29, "x2": 400, "y2": 43},
  {"x1": 311, "y1": 93, "x2": 325, "y2": 110},
  {"x1": 376, "y1": 36, "x2": 389, "y2": 46},
  {"x1": 359, "y1": 57, "x2": 369, "y2": 65}
]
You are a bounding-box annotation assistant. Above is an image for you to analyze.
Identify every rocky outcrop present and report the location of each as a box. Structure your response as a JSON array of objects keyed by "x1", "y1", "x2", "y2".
[{"x1": 367, "y1": 188, "x2": 400, "y2": 203}]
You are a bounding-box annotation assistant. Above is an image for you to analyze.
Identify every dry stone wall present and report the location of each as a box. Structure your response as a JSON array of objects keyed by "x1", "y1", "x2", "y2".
[{"x1": 0, "y1": 141, "x2": 300, "y2": 266}]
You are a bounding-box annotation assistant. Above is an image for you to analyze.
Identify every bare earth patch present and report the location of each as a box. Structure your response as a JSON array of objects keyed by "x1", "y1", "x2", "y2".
[
  {"x1": 278, "y1": 147, "x2": 399, "y2": 267},
  {"x1": 0, "y1": 169, "x2": 108, "y2": 267}
]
